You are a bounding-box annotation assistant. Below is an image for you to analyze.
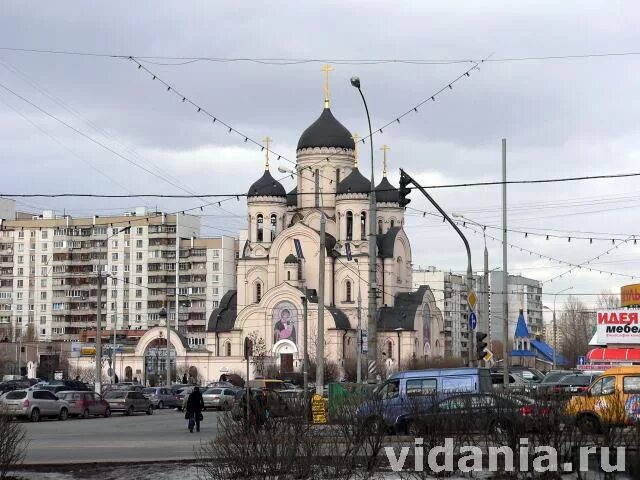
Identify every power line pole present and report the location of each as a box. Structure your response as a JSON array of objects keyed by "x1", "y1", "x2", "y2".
[
  {"x1": 302, "y1": 285, "x2": 309, "y2": 407},
  {"x1": 316, "y1": 210, "x2": 325, "y2": 395},
  {"x1": 95, "y1": 270, "x2": 103, "y2": 394},
  {"x1": 484, "y1": 244, "x2": 490, "y2": 348},
  {"x1": 502, "y1": 139, "x2": 509, "y2": 388},
  {"x1": 356, "y1": 265, "x2": 362, "y2": 383}
]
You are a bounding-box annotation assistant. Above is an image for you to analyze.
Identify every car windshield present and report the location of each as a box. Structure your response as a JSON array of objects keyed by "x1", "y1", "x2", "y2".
[
  {"x1": 541, "y1": 372, "x2": 572, "y2": 384},
  {"x1": 206, "y1": 388, "x2": 221, "y2": 394},
  {"x1": 142, "y1": 388, "x2": 156, "y2": 394},
  {"x1": 5, "y1": 391, "x2": 27, "y2": 400},
  {"x1": 104, "y1": 391, "x2": 126, "y2": 399}
]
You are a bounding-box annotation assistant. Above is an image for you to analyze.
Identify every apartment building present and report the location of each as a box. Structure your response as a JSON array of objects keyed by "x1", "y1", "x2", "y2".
[
  {"x1": 0, "y1": 208, "x2": 237, "y2": 344},
  {"x1": 413, "y1": 267, "x2": 471, "y2": 359}
]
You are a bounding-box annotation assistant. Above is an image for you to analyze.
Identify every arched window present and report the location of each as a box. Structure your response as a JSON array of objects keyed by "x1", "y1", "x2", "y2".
[
  {"x1": 345, "y1": 280, "x2": 352, "y2": 302},
  {"x1": 256, "y1": 214, "x2": 263, "y2": 242},
  {"x1": 297, "y1": 259, "x2": 303, "y2": 281},
  {"x1": 360, "y1": 212, "x2": 366, "y2": 240},
  {"x1": 225, "y1": 341, "x2": 231, "y2": 357},
  {"x1": 346, "y1": 211, "x2": 353, "y2": 240},
  {"x1": 270, "y1": 214, "x2": 277, "y2": 241},
  {"x1": 390, "y1": 219, "x2": 395, "y2": 228},
  {"x1": 387, "y1": 340, "x2": 393, "y2": 359},
  {"x1": 287, "y1": 271, "x2": 291, "y2": 281},
  {"x1": 314, "y1": 169, "x2": 320, "y2": 207},
  {"x1": 396, "y1": 257, "x2": 402, "y2": 284},
  {"x1": 378, "y1": 218, "x2": 383, "y2": 234},
  {"x1": 255, "y1": 282, "x2": 262, "y2": 303}
]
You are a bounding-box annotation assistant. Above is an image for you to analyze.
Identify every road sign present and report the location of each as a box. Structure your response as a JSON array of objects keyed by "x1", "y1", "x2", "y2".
[
  {"x1": 469, "y1": 311, "x2": 477, "y2": 330},
  {"x1": 578, "y1": 355, "x2": 586, "y2": 366},
  {"x1": 361, "y1": 331, "x2": 368, "y2": 353},
  {"x1": 345, "y1": 242, "x2": 352, "y2": 261},
  {"x1": 482, "y1": 349, "x2": 493, "y2": 362},
  {"x1": 107, "y1": 368, "x2": 114, "y2": 377},
  {"x1": 311, "y1": 393, "x2": 327, "y2": 424},
  {"x1": 468, "y1": 290, "x2": 477, "y2": 310}
]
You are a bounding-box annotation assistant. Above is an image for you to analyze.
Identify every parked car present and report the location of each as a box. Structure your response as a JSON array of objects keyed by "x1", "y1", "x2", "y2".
[
  {"x1": 57, "y1": 391, "x2": 111, "y2": 418},
  {"x1": 536, "y1": 371, "x2": 587, "y2": 399},
  {"x1": 491, "y1": 372, "x2": 534, "y2": 393},
  {"x1": 176, "y1": 386, "x2": 196, "y2": 411},
  {"x1": 170, "y1": 384, "x2": 189, "y2": 394},
  {"x1": 231, "y1": 388, "x2": 291, "y2": 421},
  {"x1": 142, "y1": 387, "x2": 181, "y2": 409},
  {"x1": 202, "y1": 387, "x2": 237, "y2": 410},
  {"x1": 0, "y1": 389, "x2": 70, "y2": 422},
  {"x1": 247, "y1": 379, "x2": 285, "y2": 390},
  {"x1": 567, "y1": 366, "x2": 640, "y2": 433},
  {"x1": 357, "y1": 367, "x2": 493, "y2": 430},
  {"x1": 205, "y1": 381, "x2": 236, "y2": 389},
  {"x1": 395, "y1": 392, "x2": 549, "y2": 435},
  {"x1": 103, "y1": 390, "x2": 153, "y2": 415},
  {"x1": 47, "y1": 380, "x2": 90, "y2": 391}
]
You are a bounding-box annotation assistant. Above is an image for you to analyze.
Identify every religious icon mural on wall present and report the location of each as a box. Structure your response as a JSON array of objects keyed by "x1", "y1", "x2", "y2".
[
  {"x1": 422, "y1": 306, "x2": 432, "y2": 357},
  {"x1": 273, "y1": 301, "x2": 298, "y2": 345}
]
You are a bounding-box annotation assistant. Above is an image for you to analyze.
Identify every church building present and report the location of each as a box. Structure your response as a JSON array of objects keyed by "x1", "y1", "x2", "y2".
[{"x1": 205, "y1": 75, "x2": 445, "y2": 379}]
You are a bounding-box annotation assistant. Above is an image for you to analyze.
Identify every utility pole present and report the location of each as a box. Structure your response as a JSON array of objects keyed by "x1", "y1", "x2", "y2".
[
  {"x1": 316, "y1": 210, "x2": 325, "y2": 395},
  {"x1": 502, "y1": 139, "x2": 509, "y2": 388},
  {"x1": 302, "y1": 285, "x2": 309, "y2": 407},
  {"x1": 484, "y1": 244, "x2": 490, "y2": 348},
  {"x1": 356, "y1": 277, "x2": 362, "y2": 384},
  {"x1": 95, "y1": 270, "x2": 103, "y2": 394}
]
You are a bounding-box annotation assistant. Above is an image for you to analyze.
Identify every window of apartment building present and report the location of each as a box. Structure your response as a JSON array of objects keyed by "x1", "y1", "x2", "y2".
[
  {"x1": 40, "y1": 292, "x2": 46, "y2": 300},
  {"x1": 53, "y1": 265, "x2": 65, "y2": 273},
  {"x1": 40, "y1": 304, "x2": 46, "y2": 312},
  {"x1": 124, "y1": 265, "x2": 130, "y2": 273},
  {"x1": 112, "y1": 290, "x2": 117, "y2": 298},
  {"x1": 40, "y1": 267, "x2": 47, "y2": 276},
  {"x1": 135, "y1": 314, "x2": 142, "y2": 323},
  {"x1": 71, "y1": 241, "x2": 81, "y2": 249},
  {"x1": 112, "y1": 253, "x2": 118, "y2": 261},
  {"x1": 212, "y1": 262, "x2": 219, "y2": 271},
  {"x1": 40, "y1": 279, "x2": 47, "y2": 288},
  {"x1": 16, "y1": 292, "x2": 23, "y2": 300},
  {"x1": 136, "y1": 252, "x2": 143, "y2": 260},
  {"x1": 41, "y1": 231, "x2": 48, "y2": 239},
  {"x1": 122, "y1": 301, "x2": 128, "y2": 310},
  {"x1": 41, "y1": 243, "x2": 48, "y2": 251},
  {"x1": 112, "y1": 240, "x2": 118, "y2": 248},
  {"x1": 110, "y1": 302, "x2": 116, "y2": 310},
  {"x1": 28, "y1": 304, "x2": 34, "y2": 311},
  {"x1": 136, "y1": 277, "x2": 142, "y2": 286},
  {"x1": 134, "y1": 239, "x2": 143, "y2": 248},
  {"x1": 212, "y1": 249, "x2": 220, "y2": 258},
  {"x1": 111, "y1": 265, "x2": 118, "y2": 273},
  {"x1": 29, "y1": 231, "x2": 35, "y2": 238},
  {"x1": 111, "y1": 277, "x2": 117, "y2": 286},
  {"x1": 29, "y1": 267, "x2": 35, "y2": 276},
  {"x1": 16, "y1": 280, "x2": 23, "y2": 288},
  {"x1": 53, "y1": 241, "x2": 64, "y2": 248},
  {"x1": 136, "y1": 265, "x2": 143, "y2": 273},
  {"x1": 212, "y1": 300, "x2": 219, "y2": 308},
  {"x1": 52, "y1": 303, "x2": 63, "y2": 310},
  {"x1": 111, "y1": 228, "x2": 119, "y2": 235},
  {"x1": 135, "y1": 289, "x2": 142, "y2": 298},
  {"x1": 136, "y1": 227, "x2": 143, "y2": 235},
  {"x1": 17, "y1": 268, "x2": 23, "y2": 276},
  {"x1": 135, "y1": 302, "x2": 142, "y2": 310},
  {"x1": 18, "y1": 231, "x2": 24, "y2": 239},
  {"x1": 17, "y1": 243, "x2": 24, "y2": 252},
  {"x1": 123, "y1": 240, "x2": 130, "y2": 248},
  {"x1": 29, "y1": 255, "x2": 35, "y2": 262},
  {"x1": 41, "y1": 255, "x2": 47, "y2": 263},
  {"x1": 40, "y1": 316, "x2": 46, "y2": 325},
  {"x1": 212, "y1": 275, "x2": 219, "y2": 283},
  {"x1": 17, "y1": 255, "x2": 23, "y2": 264}
]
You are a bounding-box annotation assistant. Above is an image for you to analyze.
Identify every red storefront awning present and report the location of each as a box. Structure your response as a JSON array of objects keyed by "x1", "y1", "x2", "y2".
[{"x1": 587, "y1": 348, "x2": 640, "y2": 362}]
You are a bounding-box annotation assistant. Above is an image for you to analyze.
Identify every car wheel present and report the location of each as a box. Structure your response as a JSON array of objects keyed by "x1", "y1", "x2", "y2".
[
  {"x1": 82, "y1": 409, "x2": 90, "y2": 419},
  {"x1": 578, "y1": 415, "x2": 601, "y2": 435},
  {"x1": 146, "y1": 405, "x2": 154, "y2": 415},
  {"x1": 125, "y1": 405, "x2": 134, "y2": 416},
  {"x1": 59, "y1": 408, "x2": 69, "y2": 421},
  {"x1": 157, "y1": 401, "x2": 164, "y2": 409},
  {"x1": 30, "y1": 408, "x2": 41, "y2": 422},
  {"x1": 104, "y1": 407, "x2": 111, "y2": 418}
]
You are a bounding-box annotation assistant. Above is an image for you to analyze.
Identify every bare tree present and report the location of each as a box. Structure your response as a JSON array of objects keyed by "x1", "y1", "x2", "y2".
[
  {"x1": 597, "y1": 290, "x2": 620, "y2": 309},
  {"x1": 0, "y1": 410, "x2": 27, "y2": 479},
  {"x1": 247, "y1": 331, "x2": 268, "y2": 377},
  {"x1": 557, "y1": 296, "x2": 593, "y2": 366}
]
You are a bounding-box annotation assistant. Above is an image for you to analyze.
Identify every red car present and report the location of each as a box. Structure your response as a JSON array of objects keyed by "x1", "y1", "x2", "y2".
[{"x1": 57, "y1": 390, "x2": 111, "y2": 418}]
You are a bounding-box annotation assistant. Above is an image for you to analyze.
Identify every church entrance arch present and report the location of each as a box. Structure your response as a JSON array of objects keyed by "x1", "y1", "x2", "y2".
[{"x1": 272, "y1": 339, "x2": 298, "y2": 374}]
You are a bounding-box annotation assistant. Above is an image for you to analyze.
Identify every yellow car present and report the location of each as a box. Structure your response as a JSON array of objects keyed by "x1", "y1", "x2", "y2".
[{"x1": 567, "y1": 366, "x2": 640, "y2": 433}]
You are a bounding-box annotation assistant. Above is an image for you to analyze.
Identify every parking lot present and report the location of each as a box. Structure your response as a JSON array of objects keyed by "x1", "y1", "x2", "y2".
[{"x1": 21, "y1": 408, "x2": 223, "y2": 464}]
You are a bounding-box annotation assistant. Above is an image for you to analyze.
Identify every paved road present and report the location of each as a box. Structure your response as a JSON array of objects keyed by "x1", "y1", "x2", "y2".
[{"x1": 22, "y1": 408, "x2": 223, "y2": 464}]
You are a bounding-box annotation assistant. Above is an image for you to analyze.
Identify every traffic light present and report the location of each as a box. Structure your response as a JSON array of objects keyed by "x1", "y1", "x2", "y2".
[
  {"x1": 244, "y1": 336, "x2": 253, "y2": 360},
  {"x1": 476, "y1": 332, "x2": 488, "y2": 361},
  {"x1": 399, "y1": 171, "x2": 412, "y2": 207}
]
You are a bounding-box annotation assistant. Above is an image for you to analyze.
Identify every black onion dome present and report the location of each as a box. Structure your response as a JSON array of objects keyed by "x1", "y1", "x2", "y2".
[
  {"x1": 247, "y1": 170, "x2": 287, "y2": 198},
  {"x1": 297, "y1": 108, "x2": 355, "y2": 150},
  {"x1": 337, "y1": 168, "x2": 371, "y2": 195},
  {"x1": 284, "y1": 253, "x2": 298, "y2": 264},
  {"x1": 375, "y1": 177, "x2": 399, "y2": 203},
  {"x1": 286, "y1": 187, "x2": 297, "y2": 207}
]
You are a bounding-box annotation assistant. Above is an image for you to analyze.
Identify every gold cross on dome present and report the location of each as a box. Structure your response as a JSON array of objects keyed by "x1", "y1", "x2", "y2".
[
  {"x1": 263, "y1": 137, "x2": 272, "y2": 170},
  {"x1": 321, "y1": 64, "x2": 335, "y2": 108},
  {"x1": 380, "y1": 144, "x2": 390, "y2": 177},
  {"x1": 351, "y1": 133, "x2": 361, "y2": 167}
]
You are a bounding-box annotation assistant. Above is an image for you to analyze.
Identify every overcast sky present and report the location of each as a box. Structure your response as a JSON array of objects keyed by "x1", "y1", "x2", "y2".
[{"x1": 1, "y1": 1, "x2": 639, "y2": 317}]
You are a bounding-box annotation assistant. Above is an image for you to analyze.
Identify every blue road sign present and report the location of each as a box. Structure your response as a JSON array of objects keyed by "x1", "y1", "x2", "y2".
[
  {"x1": 469, "y1": 311, "x2": 477, "y2": 330},
  {"x1": 345, "y1": 242, "x2": 352, "y2": 261},
  {"x1": 578, "y1": 355, "x2": 586, "y2": 366},
  {"x1": 293, "y1": 238, "x2": 304, "y2": 259}
]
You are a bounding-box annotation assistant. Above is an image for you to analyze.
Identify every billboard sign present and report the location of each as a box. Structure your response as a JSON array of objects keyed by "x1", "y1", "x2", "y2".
[
  {"x1": 621, "y1": 284, "x2": 640, "y2": 308},
  {"x1": 597, "y1": 309, "x2": 640, "y2": 344}
]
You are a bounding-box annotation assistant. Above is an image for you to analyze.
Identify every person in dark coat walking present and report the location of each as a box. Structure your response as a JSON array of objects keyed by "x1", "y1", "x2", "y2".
[
  {"x1": 186, "y1": 386, "x2": 204, "y2": 433},
  {"x1": 182, "y1": 373, "x2": 188, "y2": 384}
]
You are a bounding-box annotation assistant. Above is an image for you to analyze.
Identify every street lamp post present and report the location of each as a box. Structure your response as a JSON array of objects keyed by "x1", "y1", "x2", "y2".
[
  {"x1": 350, "y1": 76, "x2": 378, "y2": 382},
  {"x1": 395, "y1": 328, "x2": 403, "y2": 371}
]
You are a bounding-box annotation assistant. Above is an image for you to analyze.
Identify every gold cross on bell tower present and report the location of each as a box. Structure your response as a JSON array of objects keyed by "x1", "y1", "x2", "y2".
[
  {"x1": 380, "y1": 144, "x2": 390, "y2": 177},
  {"x1": 351, "y1": 133, "x2": 361, "y2": 167},
  {"x1": 321, "y1": 64, "x2": 335, "y2": 109},
  {"x1": 263, "y1": 137, "x2": 272, "y2": 170}
]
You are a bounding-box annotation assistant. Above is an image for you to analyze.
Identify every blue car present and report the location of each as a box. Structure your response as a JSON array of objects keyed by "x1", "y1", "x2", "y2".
[{"x1": 357, "y1": 367, "x2": 492, "y2": 432}]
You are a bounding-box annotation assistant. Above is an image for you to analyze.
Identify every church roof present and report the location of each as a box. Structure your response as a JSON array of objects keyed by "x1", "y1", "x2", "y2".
[
  {"x1": 327, "y1": 306, "x2": 351, "y2": 330},
  {"x1": 514, "y1": 310, "x2": 530, "y2": 338},
  {"x1": 337, "y1": 167, "x2": 371, "y2": 195},
  {"x1": 297, "y1": 108, "x2": 355, "y2": 151},
  {"x1": 207, "y1": 290, "x2": 237, "y2": 332},
  {"x1": 376, "y1": 226, "x2": 402, "y2": 258},
  {"x1": 377, "y1": 285, "x2": 431, "y2": 331},
  {"x1": 284, "y1": 253, "x2": 298, "y2": 264},
  {"x1": 286, "y1": 187, "x2": 297, "y2": 207},
  {"x1": 247, "y1": 170, "x2": 287, "y2": 198},
  {"x1": 375, "y1": 177, "x2": 399, "y2": 204}
]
